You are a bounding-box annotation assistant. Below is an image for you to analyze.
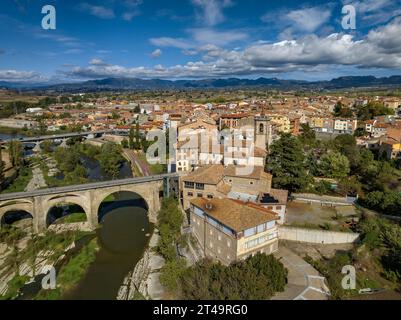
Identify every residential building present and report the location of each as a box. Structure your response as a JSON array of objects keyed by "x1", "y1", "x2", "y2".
[{"x1": 190, "y1": 197, "x2": 279, "y2": 265}]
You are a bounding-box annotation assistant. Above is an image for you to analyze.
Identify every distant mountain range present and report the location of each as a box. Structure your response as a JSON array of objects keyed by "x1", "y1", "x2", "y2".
[{"x1": 2, "y1": 75, "x2": 401, "y2": 92}]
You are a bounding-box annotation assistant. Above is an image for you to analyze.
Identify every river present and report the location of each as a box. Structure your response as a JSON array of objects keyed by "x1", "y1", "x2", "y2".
[{"x1": 63, "y1": 191, "x2": 153, "y2": 300}]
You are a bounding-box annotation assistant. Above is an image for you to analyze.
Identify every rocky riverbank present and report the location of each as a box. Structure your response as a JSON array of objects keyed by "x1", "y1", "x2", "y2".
[{"x1": 117, "y1": 229, "x2": 166, "y2": 300}]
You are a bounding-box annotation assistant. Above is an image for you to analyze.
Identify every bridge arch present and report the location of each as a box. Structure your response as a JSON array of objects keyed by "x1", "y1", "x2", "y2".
[
  {"x1": 1, "y1": 210, "x2": 33, "y2": 229},
  {"x1": 43, "y1": 194, "x2": 90, "y2": 228},
  {"x1": 0, "y1": 200, "x2": 34, "y2": 227},
  {"x1": 96, "y1": 190, "x2": 149, "y2": 223}
]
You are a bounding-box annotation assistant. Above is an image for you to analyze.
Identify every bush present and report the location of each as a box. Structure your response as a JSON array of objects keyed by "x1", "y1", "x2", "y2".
[{"x1": 179, "y1": 253, "x2": 287, "y2": 300}]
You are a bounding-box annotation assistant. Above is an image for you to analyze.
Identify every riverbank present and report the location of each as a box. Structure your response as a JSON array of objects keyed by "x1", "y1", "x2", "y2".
[
  {"x1": 0, "y1": 228, "x2": 97, "y2": 300},
  {"x1": 117, "y1": 229, "x2": 166, "y2": 300}
]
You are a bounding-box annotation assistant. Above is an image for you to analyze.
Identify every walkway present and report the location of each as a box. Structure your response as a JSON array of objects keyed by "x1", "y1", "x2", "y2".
[
  {"x1": 272, "y1": 247, "x2": 330, "y2": 300},
  {"x1": 25, "y1": 167, "x2": 47, "y2": 192}
]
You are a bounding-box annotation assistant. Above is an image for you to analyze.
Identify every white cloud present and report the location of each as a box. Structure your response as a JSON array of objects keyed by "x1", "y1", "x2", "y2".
[
  {"x1": 0, "y1": 70, "x2": 45, "y2": 82},
  {"x1": 89, "y1": 58, "x2": 108, "y2": 66},
  {"x1": 192, "y1": 0, "x2": 233, "y2": 26},
  {"x1": 149, "y1": 37, "x2": 193, "y2": 49},
  {"x1": 151, "y1": 49, "x2": 162, "y2": 58},
  {"x1": 189, "y1": 28, "x2": 248, "y2": 46},
  {"x1": 77, "y1": 3, "x2": 115, "y2": 19},
  {"x1": 286, "y1": 7, "x2": 331, "y2": 33},
  {"x1": 261, "y1": 5, "x2": 332, "y2": 36},
  {"x1": 122, "y1": 11, "x2": 140, "y2": 21},
  {"x1": 343, "y1": 0, "x2": 401, "y2": 27}
]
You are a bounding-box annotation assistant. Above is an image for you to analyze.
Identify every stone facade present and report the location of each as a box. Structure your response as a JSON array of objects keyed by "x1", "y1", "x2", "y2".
[{"x1": 0, "y1": 180, "x2": 163, "y2": 233}]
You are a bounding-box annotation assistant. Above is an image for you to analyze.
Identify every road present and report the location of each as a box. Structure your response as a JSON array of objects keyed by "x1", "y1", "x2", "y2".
[
  {"x1": 123, "y1": 149, "x2": 151, "y2": 177},
  {"x1": 0, "y1": 173, "x2": 179, "y2": 201},
  {"x1": 272, "y1": 247, "x2": 330, "y2": 300}
]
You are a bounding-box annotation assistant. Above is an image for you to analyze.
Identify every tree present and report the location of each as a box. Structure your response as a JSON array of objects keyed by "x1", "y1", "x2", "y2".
[
  {"x1": 266, "y1": 133, "x2": 310, "y2": 193},
  {"x1": 8, "y1": 140, "x2": 23, "y2": 168},
  {"x1": 134, "y1": 122, "x2": 141, "y2": 150},
  {"x1": 319, "y1": 151, "x2": 350, "y2": 179},
  {"x1": 298, "y1": 123, "x2": 316, "y2": 148},
  {"x1": 38, "y1": 119, "x2": 47, "y2": 135},
  {"x1": 179, "y1": 253, "x2": 287, "y2": 300},
  {"x1": 129, "y1": 125, "x2": 135, "y2": 149},
  {"x1": 333, "y1": 102, "x2": 353, "y2": 117},
  {"x1": 0, "y1": 146, "x2": 5, "y2": 190},
  {"x1": 121, "y1": 138, "x2": 129, "y2": 149},
  {"x1": 40, "y1": 140, "x2": 53, "y2": 153},
  {"x1": 97, "y1": 142, "x2": 124, "y2": 179}
]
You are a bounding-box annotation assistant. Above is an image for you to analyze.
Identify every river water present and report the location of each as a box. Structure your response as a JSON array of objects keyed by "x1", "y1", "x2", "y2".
[{"x1": 63, "y1": 191, "x2": 153, "y2": 300}]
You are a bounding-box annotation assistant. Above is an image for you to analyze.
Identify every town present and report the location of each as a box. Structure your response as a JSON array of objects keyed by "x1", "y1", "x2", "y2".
[
  {"x1": 1, "y1": 0, "x2": 401, "y2": 305},
  {"x1": 0, "y1": 86, "x2": 400, "y2": 300}
]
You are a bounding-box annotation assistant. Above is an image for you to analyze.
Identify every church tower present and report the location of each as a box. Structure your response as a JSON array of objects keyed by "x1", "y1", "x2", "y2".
[{"x1": 254, "y1": 116, "x2": 273, "y2": 151}]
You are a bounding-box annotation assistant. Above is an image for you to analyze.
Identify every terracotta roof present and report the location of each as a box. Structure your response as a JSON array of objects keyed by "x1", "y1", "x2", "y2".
[
  {"x1": 190, "y1": 198, "x2": 278, "y2": 232},
  {"x1": 183, "y1": 165, "x2": 225, "y2": 185},
  {"x1": 223, "y1": 165, "x2": 265, "y2": 179},
  {"x1": 220, "y1": 113, "x2": 250, "y2": 119}
]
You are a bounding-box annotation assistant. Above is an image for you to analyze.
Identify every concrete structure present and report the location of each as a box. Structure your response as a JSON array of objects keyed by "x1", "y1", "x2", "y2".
[
  {"x1": 0, "y1": 174, "x2": 178, "y2": 233},
  {"x1": 278, "y1": 226, "x2": 360, "y2": 244}
]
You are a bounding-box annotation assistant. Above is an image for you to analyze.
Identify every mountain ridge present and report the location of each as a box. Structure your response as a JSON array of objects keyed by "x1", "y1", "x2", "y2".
[{"x1": 1, "y1": 75, "x2": 401, "y2": 91}]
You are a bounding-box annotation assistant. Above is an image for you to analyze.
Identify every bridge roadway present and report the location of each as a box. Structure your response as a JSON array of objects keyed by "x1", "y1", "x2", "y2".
[
  {"x1": 1, "y1": 129, "x2": 130, "y2": 143},
  {"x1": 0, "y1": 173, "x2": 179, "y2": 201}
]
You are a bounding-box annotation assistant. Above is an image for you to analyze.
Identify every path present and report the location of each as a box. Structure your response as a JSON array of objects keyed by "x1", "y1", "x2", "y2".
[
  {"x1": 123, "y1": 149, "x2": 151, "y2": 176},
  {"x1": 272, "y1": 247, "x2": 330, "y2": 300},
  {"x1": 25, "y1": 167, "x2": 47, "y2": 191}
]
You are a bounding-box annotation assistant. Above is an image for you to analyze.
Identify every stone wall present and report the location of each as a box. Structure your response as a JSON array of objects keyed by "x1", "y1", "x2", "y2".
[{"x1": 278, "y1": 226, "x2": 360, "y2": 244}]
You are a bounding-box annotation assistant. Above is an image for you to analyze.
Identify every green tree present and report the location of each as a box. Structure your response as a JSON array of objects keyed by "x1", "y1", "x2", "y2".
[
  {"x1": 266, "y1": 133, "x2": 310, "y2": 193},
  {"x1": 8, "y1": 140, "x2": 23, "y2": 168},
  {"x1": 319, "y1": 151, "x2": 350, "y2": 179},
  {"x1": 97, "y1": 142, "x2": 124, "y2": 179}
]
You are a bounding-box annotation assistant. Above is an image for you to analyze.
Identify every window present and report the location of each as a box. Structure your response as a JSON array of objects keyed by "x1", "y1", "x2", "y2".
[
  {"x1": 187, "y1": 192, "x2": 193, "y2": 196},
  {"x1": 207, "y1": 194, "x2": 213, "y2": 199},
  {"x1": 209, "y1": 230, "x2": 213, "y2": 235},
  {"x1": 185, "y1": 181, "x2": 194, "y2": 188},
  {"x1": 197, "y1": 193, "x2": 203, "y2": 197},
  {"x1": 195, "y1": 183, "x2": 205, "y2": 190},
  {"x1": 244, "y1": 227, "x2": 256, "y2": 237},
  {"x1": 259, "y1": 123, "x2": 264, "y2": 133},
  {"x1": 249, "y1": 181, "x2": 254, "y2": 185},
  {"x1": 227, "y1": 240, "x2": 231, "y2": 247}
]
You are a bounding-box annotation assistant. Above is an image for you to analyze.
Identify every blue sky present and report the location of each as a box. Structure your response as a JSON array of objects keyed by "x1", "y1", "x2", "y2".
[{"x1": 1, "y1": 0, "x2": 401, "y2": 82}]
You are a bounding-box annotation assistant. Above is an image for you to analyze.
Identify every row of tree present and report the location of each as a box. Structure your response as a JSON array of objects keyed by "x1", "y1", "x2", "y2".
[{"x1": 266, "y1": 125, "x2": 401, "y2": 215}]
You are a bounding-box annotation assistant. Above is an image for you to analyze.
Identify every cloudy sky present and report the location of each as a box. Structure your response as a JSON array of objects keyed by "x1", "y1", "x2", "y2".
[{"x1": 1, "y1": 0, "x2": 401, "y2": 82}]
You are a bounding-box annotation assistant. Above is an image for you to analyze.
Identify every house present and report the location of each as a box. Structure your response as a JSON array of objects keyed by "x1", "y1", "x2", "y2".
[
  {"x1": 190, "y1": 197, "x2": 279, "y2": 265},
  {"x1": 180, "y1": 164, "x2": 288, "y2": 223}
]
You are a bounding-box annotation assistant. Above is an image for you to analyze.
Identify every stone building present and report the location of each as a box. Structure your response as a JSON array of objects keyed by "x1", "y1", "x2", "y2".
[{"x1": 190, "y1": 197, "x2": 279, "y2": 265}]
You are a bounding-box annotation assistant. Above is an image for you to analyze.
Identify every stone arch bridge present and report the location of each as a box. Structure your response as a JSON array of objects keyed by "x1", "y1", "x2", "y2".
[{"x1": 0, "y1": 174, "x2": 178, "y2": 233}]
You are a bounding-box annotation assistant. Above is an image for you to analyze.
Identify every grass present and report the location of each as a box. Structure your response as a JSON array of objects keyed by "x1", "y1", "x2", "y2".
[
  {"x1": 1, "y1": 167, "x2": 33, "y2": 193},
  {"x1": 34, "y1": 238, "x2": 98, "y2": 300},
  {"x1": 137, "y1": 152, "x2": 166, "y2": 175},
  {"x1": 55, "y1": 212, "x2": 87, "y2": 224},
  {"x1": 0, "y1": 275, "x2": 31, "y2": 300}
]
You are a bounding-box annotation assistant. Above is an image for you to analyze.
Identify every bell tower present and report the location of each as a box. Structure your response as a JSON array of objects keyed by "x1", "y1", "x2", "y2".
[{"x1": 254, "y1": 116, "x2": 273, "y2": 151}]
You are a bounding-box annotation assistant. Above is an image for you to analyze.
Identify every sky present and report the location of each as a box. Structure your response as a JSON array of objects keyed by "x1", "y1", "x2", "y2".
[{"x1": 1, "y1": 0, "x2": 401, "y2": 83}]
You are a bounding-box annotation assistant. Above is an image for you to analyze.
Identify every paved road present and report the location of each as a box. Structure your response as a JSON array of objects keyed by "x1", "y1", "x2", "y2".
[
  {"x1": 0, "y1": 173, "x2": 179, "y2": 201},
  {"x1": 123, "y1": 149, "x2": 151, "y2": 177},
  {"x1": 273, "y1": 247, "x2": 330, "y2": 300}
]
